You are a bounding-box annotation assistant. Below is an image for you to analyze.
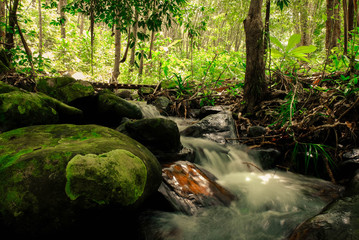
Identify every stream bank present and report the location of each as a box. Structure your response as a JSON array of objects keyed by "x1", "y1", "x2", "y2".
[{"x1": 0, "y1": 77, "x2": 359, "y2": 239}]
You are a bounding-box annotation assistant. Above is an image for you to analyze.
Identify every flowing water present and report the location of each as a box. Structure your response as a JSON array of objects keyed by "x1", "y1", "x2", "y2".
[
  {"x1": 135, "y1": 103, "x2": 336, "y2": 239},
  {"x1": 147, "y1": 137, "x2": 333, "y2": 240}
]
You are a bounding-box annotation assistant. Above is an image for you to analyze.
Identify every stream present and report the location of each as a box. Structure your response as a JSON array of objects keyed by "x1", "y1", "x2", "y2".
[{"x1": 136, "y1": 103, "x2": 341, "y2": 240}]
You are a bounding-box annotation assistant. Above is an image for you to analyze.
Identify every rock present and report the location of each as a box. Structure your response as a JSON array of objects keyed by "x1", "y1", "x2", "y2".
[
  {"x1": 337, "y1": 149, "x2": 359, "y2": 181},
  {"x1": 287, "y1": 172, "x2": 358, "y2": 240},
  {"x1": 287, "y1": 195, "x2": 359, "y2": 240},
  {"x1": 0, "y1": 124, "x2": 162, "y2": 235},
  {"x1": 249, "y1": 148, "x2": 281, "y2": 170},
  {"x1": 36, "y1": 77, "x2": 95, "y2": 103},
  {"x1": 198, "y1": 105, "x2": 227, "y2": 119},
  {"x1": 70, "y1": 91, "x2": 143, "y2": 128},
  {"x1": 180, "y1": 112, "x2": 238, "y2": 145},
  {"x1": 248, "y1": 126, "x2": 267, "y2": 137},
  {"x1": 159, "y1": 161, "x2": 236, "y2": 215},
  {"x1": 343, "y1": 149, "x2": 359, "y2": 159},
  {"x1": 117, "y1": 118, "x2": 182, "y2": 158},
  {"x1": 152, "y1": 96, "x2": 171, "y2": 115},
  {"x1": 0, "y1": 83, "x2": 83, "y2": 132}
]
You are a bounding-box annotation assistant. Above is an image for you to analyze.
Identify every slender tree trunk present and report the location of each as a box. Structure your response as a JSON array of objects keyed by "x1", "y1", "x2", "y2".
[
  {"x1": 139, "y1": 24, "x2": 147, "y2": 76},
  {"x1": 129, "y1": 9, "x2": 138, "y2": 70},
  {"x1": 38, "y1": 0, "x2": 43, "y2": 57},
  {"x1": 243, "y1": 0, "x2": 266, "y2": 112},
  {"x1": 348, "y1": 0, "x2": 355, "y2": 37},
  {"x1": 6, "y1": 0, "x2": 19, "y2": 51},
  {"x1": 0, "y1": 0, "x2": 5, "y2": 43},
  {"x1": 120, "y1": 27, "x2": 131, "y2": 63},
  {"x1": 300, "y1": 0, "x2": 310, "y2": 46},
  {"x1": 59, "y1": 0, "x2": 66, "y2": 39},
  {"x1": 79, "y1": 13, "x2": 84, "y2": 35},
  {"x1": 343, "y1": 0, "x2": 349, "y2": 55},
  {"x1": 112, "y1": 23, "x2": 121, "y2": 82},
  {"x1": 326, "y1": 0, "x2": 341, "y2": 51},
  {"x1": 264, "y1": 0, "x2": 270, "y2": 55}
]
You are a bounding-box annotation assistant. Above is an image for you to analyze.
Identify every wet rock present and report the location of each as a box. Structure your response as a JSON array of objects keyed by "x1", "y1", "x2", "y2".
[
  {"x1": 287, "y1": 195, "x2": 359, "y2": 240},
  {"x1": 180, "y1": 113, "x2": 238, "y2": 145},
  {"x1": 117, "y1": 118, "x2": 182, "y2": 158},
  {"x1": 36, "y1": 76, "x2": 95, "y2": 103},
  {"x1": 198, "y1": 105, "x2": 227, "y2": 119},
  {"x1": 70, "y1": 91, "x2": 143, "y2": 128},
  {"x1": 152, "y1": 96, "x2": 171, "y2": 115},
  {"x1": 247, "y1": 126, "x2": 267, "y2": 137},
  {"x1": 158, "y1": 161, "x2": 236, "y2": 215},
  {"x1": 249, "y1": 148, "x2": 281, "y2": 170},
  {"x1": 288, "y1": 172, "x2": 358, "y2": 240},
  {"x1": 337, "y1": 149, "x2": 359, "y2": 181},
  {"x1": 0, "y1": 124, "x2": 162, "y2": 235}
]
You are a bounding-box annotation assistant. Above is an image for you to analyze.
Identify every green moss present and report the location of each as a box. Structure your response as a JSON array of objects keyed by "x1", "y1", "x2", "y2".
[
  {"x1": 0, "y1": 148, "x2": 34, "y2": 170},
  {"x1": 65, "y1": 149, "x2": 147, "y2": 206}
]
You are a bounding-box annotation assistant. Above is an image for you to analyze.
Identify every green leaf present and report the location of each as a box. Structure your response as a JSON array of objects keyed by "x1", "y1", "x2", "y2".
[
  {"x1": 270, "y1": 36, "x2": 285, "y2": 51},
  {"x1": 270, "y1": 48, "x2": 284, "y2": 58},
  {"x1": 291, "y1": 45, "x2": 317, "y2": 54},
  {"x1": 286, "y1": 34, "x2": 301, "y2": 52}
]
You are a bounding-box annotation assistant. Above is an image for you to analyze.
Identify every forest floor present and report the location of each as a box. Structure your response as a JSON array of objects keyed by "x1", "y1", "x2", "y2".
[{"x1": 148, "y1": 70, "x2": 359, "y2": 183}]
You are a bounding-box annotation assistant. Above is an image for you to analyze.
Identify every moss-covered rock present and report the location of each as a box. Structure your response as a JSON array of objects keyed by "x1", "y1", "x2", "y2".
[
  {"x1": 0, "y1": 124, "x2": 161, "y2": 234},
  {"x1": 36, "y1": 77, "x2": 95, "y2": 103},
  {"x1": 0, "y1": 83, "x2": 83, "y2": 132}
]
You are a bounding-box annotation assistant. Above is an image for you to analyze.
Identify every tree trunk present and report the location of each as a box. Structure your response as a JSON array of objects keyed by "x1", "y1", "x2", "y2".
[
  {"x1": 0, "y1": 0, "x2": 5, "y2": 43},
  {"x1": 343, "y1": 0, "x2": 349, "y2": 55},
  {"x1": 326, "y1": 0, "x2": 341, "y2": 51},
  {"x1": 300, "y1": 0, "x2": 311, "y2": 46},
  {"x1": 59, "y1": 0, "x2": 66, "y2": 39},
  {"x1": 129, "y1": 9, "x2": 139, "y2": 70},
  {"x1": 38, "y1": 0, "x2": 43, "y2": 57},
  {"x1": 264, "y1": 0, "x2": 270, "y2": 55},
  {"x1": 79, "y1": 13, "x2": 84, "y2": 35},
  {"x1": 6, "y1": 0, "x2": 19, "y2": 51},
  {"x1": 112, "y1": 23, "x2": 121, "y2": 82},
  {"x1": 243, "y1": 0, "x2": 266, "y2": 112}
]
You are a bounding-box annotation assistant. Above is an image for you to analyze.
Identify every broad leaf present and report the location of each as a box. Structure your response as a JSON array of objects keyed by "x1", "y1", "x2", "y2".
[
  {"x1": 286, "y1": 34, "x2": 301, "y2": 52},
  {"x1": 270, "y1": 48, "x2": 284, "y2": 58},
  {"x1": 291, "y1": 45, "x2": 317, "y2": 54},
  {"x1": 270, "y1": 36, "x2": 285, "y2": 51}
]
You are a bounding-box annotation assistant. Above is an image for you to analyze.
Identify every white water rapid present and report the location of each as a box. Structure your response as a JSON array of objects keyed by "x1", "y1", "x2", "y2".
[{"x1": 148, "y1": 137, "x2": 336, "y2": 240}]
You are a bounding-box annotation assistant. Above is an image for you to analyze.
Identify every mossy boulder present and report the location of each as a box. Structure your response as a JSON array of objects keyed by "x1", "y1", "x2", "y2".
[
  {"x1": 0, "y1": 124, "x2": 162, "y2": 234},
  {"x1": 71, "y1": 91, "x2": 143, "y2": 128},
  {"x1": 36, "y1": 77, "x2": 95, "y2": 104},
  {"x1": 0, "y1": 83, "x2": 83, "y2": 132},
  {"x1": 117, "y1": 118, "x2": 182, "y2": 156}
]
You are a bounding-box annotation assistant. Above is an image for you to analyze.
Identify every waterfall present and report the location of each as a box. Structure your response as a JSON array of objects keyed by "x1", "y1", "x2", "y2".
[{"x1": 147, "y1": 136, "x2": 338, "y2": 240}]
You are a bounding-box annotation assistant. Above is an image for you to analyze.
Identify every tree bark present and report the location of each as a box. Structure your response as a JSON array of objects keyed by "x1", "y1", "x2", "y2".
[
  {"x1": 112, "y1": 23, "x2": 121, "y2": 82},
  {"x1": 243, "y1": 0, "x2": 266, "y2": 112},
  {"x1": 59, "y1": 0, "x2": 66, "y2": 39},
  {"x1": 38, "y1": 0, "x2": 43, "y2": 57},
  {"x1": 343, "y1": 0, "x2": 349, "y2": 55},
  {"x1": 326, "y1": 0, "x2": 341, "y2": 51},
  {"x1": 0, "y1": 0, "x2": 5, "y2": 43},
  {"x1": 300, "y1": 0, "x2": 311, "y2": 46},
  {"x1": 6, "y1": 0, "x2": 19, "y2": 51},
  {"x1": 130, "y1": 9, "x2": 139, "y2": 70}
]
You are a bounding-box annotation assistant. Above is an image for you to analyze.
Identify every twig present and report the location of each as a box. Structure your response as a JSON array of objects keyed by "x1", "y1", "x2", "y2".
[{"x1": 338, "y1": 96, "x2": 359, "y2": 120}]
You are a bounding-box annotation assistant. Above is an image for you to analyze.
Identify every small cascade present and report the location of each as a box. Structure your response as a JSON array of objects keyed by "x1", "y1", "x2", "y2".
[
  {"x1": 132, "y1": 101, "x2": 162, "y2": 118},
  {"x1": 147, "y1": 137, "x2": 342, "y2": 240}
]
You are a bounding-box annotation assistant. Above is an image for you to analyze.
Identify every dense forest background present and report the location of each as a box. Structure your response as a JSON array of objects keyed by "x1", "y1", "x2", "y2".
[{"x1": 2, "y1": 0, "x2": 357, "y2": 85}]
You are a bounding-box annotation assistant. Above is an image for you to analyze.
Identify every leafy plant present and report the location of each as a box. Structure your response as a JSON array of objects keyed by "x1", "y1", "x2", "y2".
[
  {"x1": 173, "y1": 73, "x2": 192, "y2": 98},
  {"x1": 292, "y1": 142, "x2": 336, "y2": 182},
  {"x1": 270, "y1": 34, "x2": 317, "y2": 71},
  {"x1": 270, "y1": 90, "x2": 297, "y2": 128}
]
